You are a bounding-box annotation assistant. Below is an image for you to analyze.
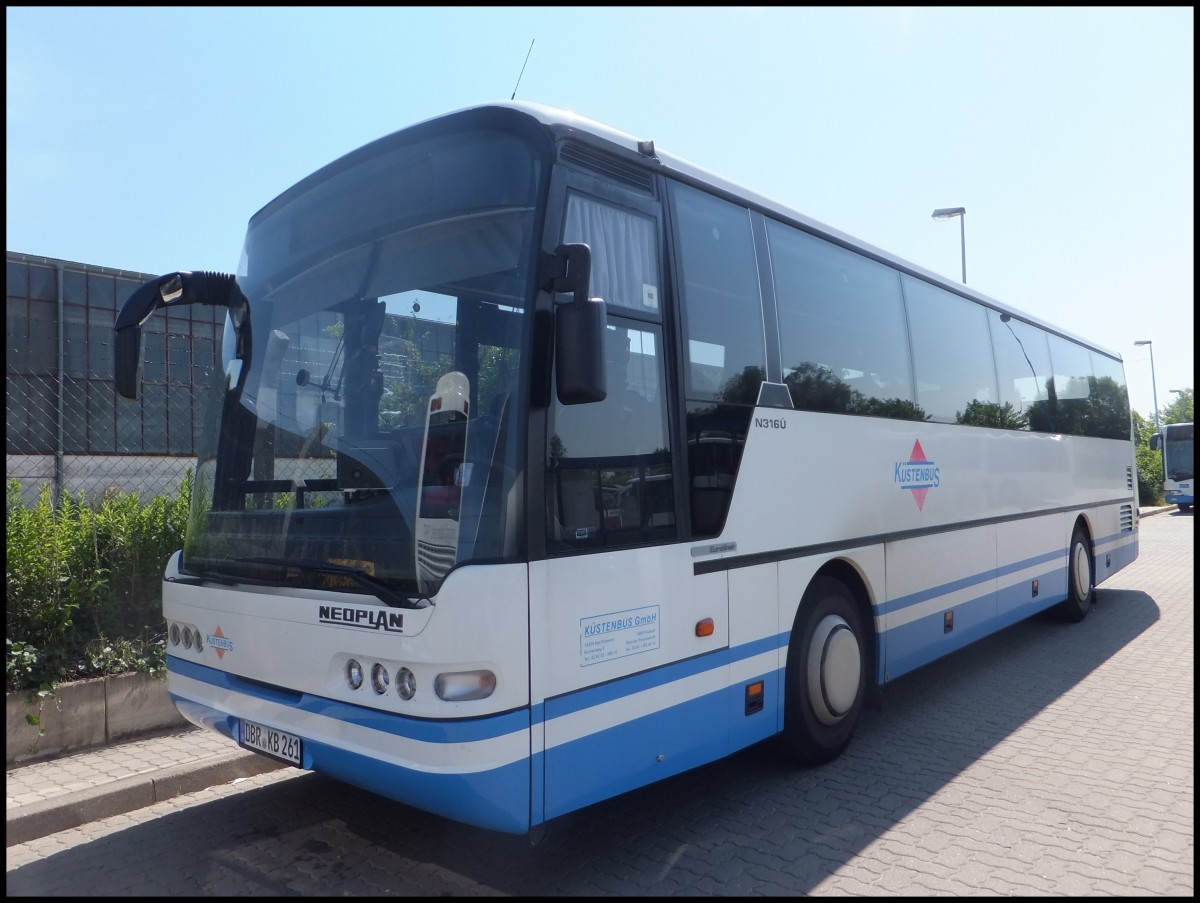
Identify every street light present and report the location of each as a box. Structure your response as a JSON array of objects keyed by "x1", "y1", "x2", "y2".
[
  {"x1": 931, "y1": 207, "x2": 966, "y2": 284},
  {"x1": 1133, "y1": 340, "x2": 1160, "y2": 433}
]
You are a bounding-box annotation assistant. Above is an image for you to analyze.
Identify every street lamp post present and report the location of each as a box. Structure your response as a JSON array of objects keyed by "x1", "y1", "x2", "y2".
[
  {"x1": 931, "y1": 207, "x2": 966, "y2": 284},
  {"x1": 1133, "y1": 340, "x2": 1160, "y2": 434}
]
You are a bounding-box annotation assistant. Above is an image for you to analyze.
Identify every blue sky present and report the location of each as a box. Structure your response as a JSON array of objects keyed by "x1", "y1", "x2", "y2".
[{"x1": 6, "y1": 6, "x2": 1193, "y2": 419}]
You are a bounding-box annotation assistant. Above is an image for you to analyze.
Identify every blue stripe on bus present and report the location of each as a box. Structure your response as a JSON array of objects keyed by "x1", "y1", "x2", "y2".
[
  {"x1": 883, "y1": 560, "x2": 1068, "y2": 677},
  {"x1": 543, "y1": 633, "x2": 782, "y2": 719},
  {"x1": 1099, "y1": 533, "x2": 1139, "y2": 571},
  {"x1": 542, "y1": 669, "x2": 782, "y2": 821},
  {"x1": 170, "y1": 694, "x2": 532, "y2": 833},
  {"x1": 878, "y1": 531, "x2": 1138, "y2": 678},
  {"x1": 543, "y1": 647, "x2": 728, "y2": 718},
  {"x1": 879, "y1": 547, "x2": 1064, "y2": 616}
]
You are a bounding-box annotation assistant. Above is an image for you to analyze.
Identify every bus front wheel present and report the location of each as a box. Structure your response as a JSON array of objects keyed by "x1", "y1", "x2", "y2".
[
  {"x1": 780, "y1": 575, "x2": 867, "y2": 766},
  {"x1": 1056, "y1": 524, "x2": 1094, "y2": 623}
]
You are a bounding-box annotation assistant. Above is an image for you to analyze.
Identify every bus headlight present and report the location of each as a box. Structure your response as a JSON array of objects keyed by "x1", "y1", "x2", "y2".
[
  {"x1": 434, "y1": 669, "x2": 496, "y2": 701},
  {"x1": 396, "y1": 667, "x2": 416, "y2": 701},
  {"x1": 346, "y1": 659, "x2": 364, "y2": 690},
  {"x1": 371, "y1": 663, "x2": 390, "y2": 694}
]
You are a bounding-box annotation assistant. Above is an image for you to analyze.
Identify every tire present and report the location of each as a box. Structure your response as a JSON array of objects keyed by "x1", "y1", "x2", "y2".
[
  {"x1": 780, "y1": 575, "x2": 868, "y2": 766},
  {"x1": 1056, "y1": 524, "x2": 1094, "y2": 623}
]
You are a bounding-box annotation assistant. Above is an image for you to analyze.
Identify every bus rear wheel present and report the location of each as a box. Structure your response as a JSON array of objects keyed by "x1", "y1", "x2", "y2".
[
  {"x1": 780, "y1": 575, "x2": 867, "y2": 766},
  {"x1": 1056, "y1": 524, "x2": 1094, "y2": 622}
]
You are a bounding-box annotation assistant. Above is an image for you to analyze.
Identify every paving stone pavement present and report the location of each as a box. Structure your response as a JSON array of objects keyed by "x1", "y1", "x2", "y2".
[{"x1": 6, "y1": 727, "x2": 287, "y2": 846}]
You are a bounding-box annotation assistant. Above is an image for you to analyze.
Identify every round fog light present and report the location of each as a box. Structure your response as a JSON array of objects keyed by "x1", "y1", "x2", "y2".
[
  {"x1": 346, "y1": 659, "x2": 363, "y2": 690},
  {"x1": 397, "y1": 667, "x2": 416, "y2": 700},
  {"x1": 371, "y1": 663, "x2": 390, "y2": 694},
  {"x1": 170, "y1": 623, "x2": 181, "y2": 646}
]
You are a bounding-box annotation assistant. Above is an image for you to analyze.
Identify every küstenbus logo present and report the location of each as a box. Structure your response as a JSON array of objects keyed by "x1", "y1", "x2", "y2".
[{"x1": 895, "y1": 439, "x2": 940, "y2": 511}]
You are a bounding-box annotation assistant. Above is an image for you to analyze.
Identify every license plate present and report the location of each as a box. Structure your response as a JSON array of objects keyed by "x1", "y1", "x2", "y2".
[{"x1": 239, "y1": 718, "x2": 302, "y2": 765}]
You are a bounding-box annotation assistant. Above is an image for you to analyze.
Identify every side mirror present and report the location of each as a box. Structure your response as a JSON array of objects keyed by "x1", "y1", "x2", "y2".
[
  {"x1": 545, "y1": 243, "x2": 607, "y2": 405},
  {"x1": 114, "y1": 271, "x2": 243, "y2": 399},
  {"x1": 1149, "y1": 433, "x2": 1162, "y2": 452}
]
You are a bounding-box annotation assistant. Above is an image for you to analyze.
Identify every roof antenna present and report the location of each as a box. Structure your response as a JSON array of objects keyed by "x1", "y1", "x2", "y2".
[{"x1": 511, "y1": 39, "x2": 534, "y2": 100}]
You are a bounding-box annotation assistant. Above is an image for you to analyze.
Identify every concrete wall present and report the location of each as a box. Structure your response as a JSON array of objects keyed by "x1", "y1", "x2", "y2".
[{"x1": 6, "y1": 672, "x2": 187, "y2": 767}]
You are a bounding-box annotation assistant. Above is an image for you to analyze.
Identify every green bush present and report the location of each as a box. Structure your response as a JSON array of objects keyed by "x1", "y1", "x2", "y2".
[
  {"x1": 5, "y1": 474, "x2": 190, "y2": 692},
  {"x1": 1132, "y1": 411, "x2": 1164, "y2": 506},
  {"x1": 1136, "y1": 443, "x2": 1164, "y2": 506}
]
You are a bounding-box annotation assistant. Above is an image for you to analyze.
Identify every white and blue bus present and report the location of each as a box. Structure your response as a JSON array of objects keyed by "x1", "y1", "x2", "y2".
[
  {"x1": 1151, "y1": 422, "x2": 1194, "y2": 511},
  {"x1": 114, "y1": 102, "x2": 1140, "y2": 835}
]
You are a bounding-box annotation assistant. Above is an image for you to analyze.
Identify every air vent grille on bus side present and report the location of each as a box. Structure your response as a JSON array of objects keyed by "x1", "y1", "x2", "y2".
[
  {"x1": 560, "y1": 142, "x2": 656, "y2": 194},
  {"x1": 1120, "y1": 504, "x2": 1134, "y2": 532},
  {"x1": 1126, "y1": 466, "x2": 1133, "y2": 490}
]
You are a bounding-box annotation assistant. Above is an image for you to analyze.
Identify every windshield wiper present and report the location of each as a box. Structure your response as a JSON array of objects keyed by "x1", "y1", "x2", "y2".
[
  {"x1": 235, "y1": 557, "x2": 430, "y2": 610},
  {"x1": 168, "y1": 569, "x2": 276, "y2": 588}
]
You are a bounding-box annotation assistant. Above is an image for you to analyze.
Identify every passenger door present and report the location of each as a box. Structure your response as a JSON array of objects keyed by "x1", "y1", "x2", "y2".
[{"x1": 529, "y1": 173, "x2": 730, "y2": 823}]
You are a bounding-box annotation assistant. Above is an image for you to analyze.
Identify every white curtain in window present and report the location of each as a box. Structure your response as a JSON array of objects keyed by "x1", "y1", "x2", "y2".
[{"x1": 563, "y1": 194, "x2": 658, "y2": 313}]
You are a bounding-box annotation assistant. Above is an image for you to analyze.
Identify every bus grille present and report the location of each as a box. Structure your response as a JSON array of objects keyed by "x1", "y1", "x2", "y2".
[{"x1": 1120, "y1": 504, "x2": 1134, "y2": 531}]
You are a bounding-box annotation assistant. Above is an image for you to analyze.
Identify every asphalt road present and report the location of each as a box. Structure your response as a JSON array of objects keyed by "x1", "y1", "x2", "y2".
[{"x1": 6, "y1": 511, "x2": 1193, "y2": 896}]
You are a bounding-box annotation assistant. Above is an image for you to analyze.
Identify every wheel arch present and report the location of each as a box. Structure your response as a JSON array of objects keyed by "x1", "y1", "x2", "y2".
[
  {"x1": 1056, "y1": 513, "x2": 1097, "y2": 622},
  {"x1": 801, "y1": 557, "x2": 879, "y2": 691},
  {"x1": 1071, "y1": 512, "x2": 1095, "y2": 552},
  {"x1": 1071, "y1": 511, "x2": 1097, "y2": 585}
]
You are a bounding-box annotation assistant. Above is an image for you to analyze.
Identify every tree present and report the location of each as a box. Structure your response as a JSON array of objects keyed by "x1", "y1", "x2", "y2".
[
  {"x1": 1162, "y1": 387, "x2": 1194, "y2": 425},
  {"x1": 957, "y1": 400, "x2": 1028, "y2": 430},
  {"x1": 1133, "y1": 386, "x2": 1192, "y2": 506},
  {"x1": 1132, "y1": 410, "x2": 1163, "y2": 505}
]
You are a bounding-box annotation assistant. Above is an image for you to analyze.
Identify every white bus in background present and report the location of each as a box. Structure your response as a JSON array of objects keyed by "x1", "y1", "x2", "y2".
[
  {"x1": 1151, "y1": 422, "x2": 1194, "y2": 511},
  {"x1": 113, "y1": 102, "x2": 1140, "y2": 836}
]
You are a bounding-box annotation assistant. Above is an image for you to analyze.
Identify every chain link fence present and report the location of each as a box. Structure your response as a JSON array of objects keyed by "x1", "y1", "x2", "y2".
[{"x1": 7, "y1": 252, "x2": 222, "y2": 507}]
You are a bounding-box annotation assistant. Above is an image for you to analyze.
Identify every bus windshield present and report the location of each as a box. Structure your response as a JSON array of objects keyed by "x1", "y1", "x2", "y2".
[
  {"x1": 1163, "y1": 423, "x2": 1194, "y2": 482},
  {"x1": 183, "y1": 126, "x2": 544, "y2": 599}
]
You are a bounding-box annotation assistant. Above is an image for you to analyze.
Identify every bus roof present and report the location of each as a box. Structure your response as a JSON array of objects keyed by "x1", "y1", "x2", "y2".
[
  {"x1": 303, "y1": 100, "x2": 1127, "y2": 363},
  {"x1": 494, "y1": 101, "x2": 1123, "y2": 363}
]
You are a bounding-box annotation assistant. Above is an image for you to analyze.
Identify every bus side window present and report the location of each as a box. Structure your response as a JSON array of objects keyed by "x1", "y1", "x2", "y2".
[
  {"x1": 768, "y1": 218, "x2": 915, "y2": 419},
  {"x1": 688, "y1": 427, "x2": 743, "y2": 537},
  {"x1": 669, "y1": 181, "x2": 765, "y2": 538},
  {"x1": 548, "y1": 191, "x2": 673, "y2": 552},
  {"x1": 903, "y1": 275, "x2": 999, "y2": 426},
  {"x1": 548, "y1": 322, "x2": 672, "y2": 550},
  {"x1": 992, "y1": 313, "x2": 1054, "y2": 431},
  {"x1": 668, "y1": 184, "x2": 766, "y2": 407}
]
